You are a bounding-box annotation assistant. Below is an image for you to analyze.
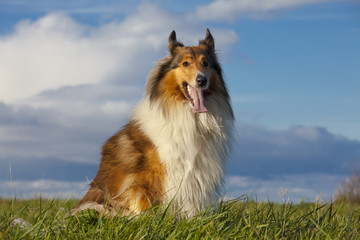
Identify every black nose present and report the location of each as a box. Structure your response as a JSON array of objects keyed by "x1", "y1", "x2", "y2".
[{"x1": 196, "y1": 74, "x2": 208, "y2": 87}]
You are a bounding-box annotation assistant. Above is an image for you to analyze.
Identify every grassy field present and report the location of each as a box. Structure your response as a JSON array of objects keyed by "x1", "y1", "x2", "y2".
[{"x1": 0, "y1": 197, "x2": 359, "y2": 239}]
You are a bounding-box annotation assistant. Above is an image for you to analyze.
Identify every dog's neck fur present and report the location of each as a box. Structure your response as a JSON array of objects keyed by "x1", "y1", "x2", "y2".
[{"x1": 133, "y1": 95, "x2": 233, "y2": 215}]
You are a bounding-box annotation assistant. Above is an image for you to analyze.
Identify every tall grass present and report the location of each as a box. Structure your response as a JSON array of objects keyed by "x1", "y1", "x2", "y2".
[
  {"x1": 335, "y1": 169, "x2": 360, "y2": 205},
  {"x1": 1, "y1": 197, "x2": 359, "y2": 239}
]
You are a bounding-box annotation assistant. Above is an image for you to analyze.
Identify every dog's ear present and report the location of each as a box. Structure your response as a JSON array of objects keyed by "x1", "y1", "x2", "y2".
[
  {"x1": 199, "y1": 28, "x2": 215, "y2": 53},
  {"x1": 168, "y1": 30, "x2": 184, "y2": 54}
]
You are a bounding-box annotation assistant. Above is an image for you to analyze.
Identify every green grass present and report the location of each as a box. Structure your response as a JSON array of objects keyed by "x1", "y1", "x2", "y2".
[{"x1": 1, "y1": 197, "x2": 359, "y2": 239}]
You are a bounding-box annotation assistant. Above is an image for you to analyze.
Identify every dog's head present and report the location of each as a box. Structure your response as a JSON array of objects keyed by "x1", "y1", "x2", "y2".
[{"x1": 147, "y1": 29, "x2": 229, "y2": 113}]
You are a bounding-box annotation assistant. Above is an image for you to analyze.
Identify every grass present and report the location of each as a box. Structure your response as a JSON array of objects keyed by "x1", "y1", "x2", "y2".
[
  {"x1": 335, "y1": 169, "x2": 360, "y2": 205},
  {"x1": 0, "y1": 197, "x2": 359, "y2": 239}
]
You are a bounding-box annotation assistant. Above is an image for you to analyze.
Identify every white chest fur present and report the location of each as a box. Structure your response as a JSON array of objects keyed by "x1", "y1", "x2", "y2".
[{"x1": 133, "y1": 98, "x2": 233, "y2": 215}]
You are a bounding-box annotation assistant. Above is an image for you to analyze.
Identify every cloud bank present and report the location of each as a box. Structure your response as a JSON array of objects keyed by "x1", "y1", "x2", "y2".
[
  {"x1": 0, "y1": 5, "x2": 238, "y2": 103},
  {"x1": 229, "y1": 123, "x2": 360, "y2": 177}
]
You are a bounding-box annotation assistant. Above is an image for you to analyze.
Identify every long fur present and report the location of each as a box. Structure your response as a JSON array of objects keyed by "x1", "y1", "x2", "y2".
[{"x1": 72, "y1": 29, "x2": 234, "y2": 217}]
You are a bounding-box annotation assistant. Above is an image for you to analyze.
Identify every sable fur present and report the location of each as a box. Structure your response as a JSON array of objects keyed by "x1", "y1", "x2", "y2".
[{"x1": 72, "y1": 29, "x2": 234, "y2": 217}]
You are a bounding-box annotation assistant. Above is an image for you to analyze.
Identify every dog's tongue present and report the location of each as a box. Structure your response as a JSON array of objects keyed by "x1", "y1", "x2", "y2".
[{"x1": 188, "y1": 85, "x2": 208, "y2": 113}]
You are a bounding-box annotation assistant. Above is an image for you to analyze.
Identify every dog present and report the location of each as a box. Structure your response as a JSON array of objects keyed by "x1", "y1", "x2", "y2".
[{"x1": 72, "y1": 29, "x2": 234, "y2": 217}]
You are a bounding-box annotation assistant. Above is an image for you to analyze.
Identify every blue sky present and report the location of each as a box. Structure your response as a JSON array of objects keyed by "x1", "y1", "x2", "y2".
[{"x1": 0, "y1": 0, "x2": 359, "y2": 202}]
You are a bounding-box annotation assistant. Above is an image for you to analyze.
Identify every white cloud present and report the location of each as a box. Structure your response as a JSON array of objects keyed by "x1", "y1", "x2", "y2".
[
  {"x1": 0, "y1": 13, "x2": 117, "y2": 102},
  {"x1": 0, "y1": 4, "x2": 238, "y2": 104},
  {"x1": 195, "y1": 0, "x2": 331, "y2": 21}
]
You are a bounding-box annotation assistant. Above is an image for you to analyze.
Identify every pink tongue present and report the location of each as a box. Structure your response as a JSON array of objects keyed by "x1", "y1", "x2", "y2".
[{"x1": 188, "y1": 85, "x2": 208, "y2": 113}]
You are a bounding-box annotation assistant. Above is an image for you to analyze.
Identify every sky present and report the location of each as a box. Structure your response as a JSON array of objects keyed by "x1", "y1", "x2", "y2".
[{"x1": 0, "y1": 0, "x2": 359, "y2": 203}]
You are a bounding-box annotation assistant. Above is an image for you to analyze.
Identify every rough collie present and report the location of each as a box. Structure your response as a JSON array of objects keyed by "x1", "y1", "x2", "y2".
[{"x1": 72, "y1": 29, "x2": 234, "y2": 217}]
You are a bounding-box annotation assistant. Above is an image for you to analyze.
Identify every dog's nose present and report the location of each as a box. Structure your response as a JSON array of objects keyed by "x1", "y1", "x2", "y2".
[{"x1": 196, "y1": 74, "x2": 208, "y2": 87}]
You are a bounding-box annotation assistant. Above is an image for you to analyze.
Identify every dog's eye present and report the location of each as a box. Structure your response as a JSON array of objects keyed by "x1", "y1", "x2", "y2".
[
  {"x1": 203, "y1": 61, "x2": 209, "y2": 67},
  {"x1": 182, "y1": 61, "x2": 189, "y2": 67}
]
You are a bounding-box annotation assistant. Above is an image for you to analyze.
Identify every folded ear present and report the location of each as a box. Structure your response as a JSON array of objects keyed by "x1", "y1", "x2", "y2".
[
  {"x1": 168, "y1": 30, "x2": 184, "y2": 54},
  {"x1": 199, "y1": 28, "x2": 215, "y2": 52}
]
